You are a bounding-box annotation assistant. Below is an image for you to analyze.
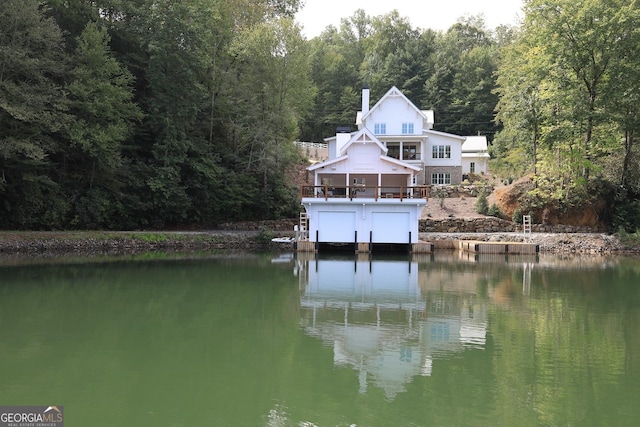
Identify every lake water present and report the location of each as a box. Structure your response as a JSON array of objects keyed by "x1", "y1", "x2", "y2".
[{"x1": 1, "y1": 251, "x2": 639, "y2": 426}]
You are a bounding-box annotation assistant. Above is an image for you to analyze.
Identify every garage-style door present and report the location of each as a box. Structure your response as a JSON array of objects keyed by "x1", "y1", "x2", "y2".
[
  {"x1": 371, "y1": 212, "x2": 410, "y2": 243},
  {"x1": 318, "y1": 211, "x2": 356, "y2": 243}
]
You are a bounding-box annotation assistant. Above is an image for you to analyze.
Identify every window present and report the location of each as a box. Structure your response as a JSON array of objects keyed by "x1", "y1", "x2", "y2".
[
  {"x1": 386, "y1": 143, "x2": 400, "y2": 159},
  {"x1": 402, "y1": 123, "x2": 414, "y2": 134},
  {"x1": 353, "y1": 177, "x2": 366, "y2": 186},
  {"x1": 374, "y1": 123, "x2": 386, "y2": 135},
  {"x1": 470, "y1": 162, "x2": 475, "y2": 173},
  {"x1": 431, "y1": 173, "x2": 451, "y2": 185},
  {"x1": 432, "y1": 145, "x2": 451, "y2": 159},
  {"x1": 403, "y1": 144, "x2": 420, "y2": 160}
]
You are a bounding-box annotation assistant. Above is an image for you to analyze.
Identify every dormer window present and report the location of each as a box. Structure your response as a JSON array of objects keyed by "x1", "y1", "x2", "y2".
[
  {"x1": 374, "y1": 123, "x2": 386, "y2": 135},
  {"x1": 402, "y1": 123, "x2": 414, "y2": 134}
]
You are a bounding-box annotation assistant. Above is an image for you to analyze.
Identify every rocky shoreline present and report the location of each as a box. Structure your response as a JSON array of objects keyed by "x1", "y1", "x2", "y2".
[
  {"x1": 0, "y1": 231, "x2": 276, "y2": 258},
  {"x1": 420, "y1": 232, "x2": 632, "y2": 254},
  {"x1": 0, "y1": 230, "x2": 638, "y2": 258}
]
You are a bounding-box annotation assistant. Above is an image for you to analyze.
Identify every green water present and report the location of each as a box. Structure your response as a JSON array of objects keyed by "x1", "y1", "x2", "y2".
[{"x1": 1, "y1": 252, "x2": 639, "y2": 426}]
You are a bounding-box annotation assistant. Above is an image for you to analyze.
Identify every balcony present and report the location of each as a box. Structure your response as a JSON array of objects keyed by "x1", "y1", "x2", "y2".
[{"x1": 301, "y1": 185, "x2": 430, "y2": 201}]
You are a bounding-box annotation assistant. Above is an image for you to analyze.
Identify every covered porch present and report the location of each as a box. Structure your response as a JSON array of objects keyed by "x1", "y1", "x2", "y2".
[{"x1": 302, "y1": 172, "x2": 429, "y2": 200}]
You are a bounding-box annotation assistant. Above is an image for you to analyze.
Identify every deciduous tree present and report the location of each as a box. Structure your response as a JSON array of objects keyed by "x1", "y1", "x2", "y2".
[{"x1": 0, "y1": 0, "x2": 70, "y2": 227}]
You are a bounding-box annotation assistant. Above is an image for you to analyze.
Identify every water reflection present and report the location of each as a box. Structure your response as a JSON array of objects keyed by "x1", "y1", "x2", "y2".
[
  {"x1": 2, "y1": 251, "x2": 638, "y2": 426},
  {"x1": 297, "y1": 253, "x2": 496, "y2": 400}
]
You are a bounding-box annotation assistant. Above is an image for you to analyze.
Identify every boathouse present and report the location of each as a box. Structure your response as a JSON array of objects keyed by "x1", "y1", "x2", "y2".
[{"x1": 299, "y1": 85, "x2": 462, "y2": 252}]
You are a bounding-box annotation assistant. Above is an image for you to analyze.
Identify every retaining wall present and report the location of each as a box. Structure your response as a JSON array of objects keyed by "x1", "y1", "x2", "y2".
[{"x1": 220, "y1": 217, "x2": 600, "y2": 234}]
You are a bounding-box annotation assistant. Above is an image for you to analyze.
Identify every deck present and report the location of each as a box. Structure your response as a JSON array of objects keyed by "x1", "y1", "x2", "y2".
[{"x1": 300, "y1": 185, "x2": 430, "y2": 201}]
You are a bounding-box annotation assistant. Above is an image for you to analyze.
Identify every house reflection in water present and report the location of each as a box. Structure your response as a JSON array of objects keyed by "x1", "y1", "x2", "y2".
[{"x1": 296, "y1": 254, "x2": 488, "y2": 400}]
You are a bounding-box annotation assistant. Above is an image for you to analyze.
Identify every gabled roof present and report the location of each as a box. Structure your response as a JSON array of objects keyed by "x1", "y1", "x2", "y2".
[
  {"x1": 307, "y1": 127, "x2": 420, "y2": 172},
  {"x1": 421, "y1": 110, "x2": 435, "y2": 128},
  {"x1": 341, "y1": 127, "x2": 387, "y2": 155},
  {"x1": 462, "y1": 135, "x2": 488, "y2": 152},
  {"x1": 307, "y1": 154, "x2": 347, "y2": 171},
  {"x1": 462, "y1": 152, "x2": 490, "y2": 159},
  {"x1": 360, "y1": 86, "x2": 427, "y2": 123},
  {"x1": 379, "y1": 155, "x2": 421, "y2": 171},
  {"x1": 424, "y1": 129, "x2": 467, "y2": 142}
]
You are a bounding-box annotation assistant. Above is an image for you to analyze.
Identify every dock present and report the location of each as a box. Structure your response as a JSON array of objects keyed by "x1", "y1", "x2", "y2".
[
  {"x1": 458, "y1": 240, "x2": 539, "y2": 254},
  {"x1": 292, "y1": 239, "x2": 538, "y2": 254},
  {"x1": 293, "y1": 240, "x2": 435, "y2": 253}
]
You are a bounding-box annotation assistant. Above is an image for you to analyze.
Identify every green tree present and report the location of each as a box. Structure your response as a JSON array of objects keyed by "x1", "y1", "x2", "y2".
[
  {"x1": 494, "y1": 34, "x2": 551, "y2": 178},
  {"x1": 63, "y1": 22, "x2": 142, "y2": 228},
  {"x1": 127, "y1": 0, "x2": 225, "y2": 226},
  {"x1": 523, "y1": 0, "x2": 632, "y2": 181},
  {"x1": 303, "y1": 10, "x2": 372, "y2": 140},
  {"x1": 493, "y1": 0, "x2": 640, "y2": 228},
  {"x1": 361, "y1": 11, "x2": 420, "y2": 95},
  {"x1": 422, "y1": 16, "x2": 500, "y2": 137},
  {"x1": 0, "y1": 0, "x2": 70, "y2": 228},
  {"x1": 228, "y1": 17, "x2": 313, "y2": 219}
]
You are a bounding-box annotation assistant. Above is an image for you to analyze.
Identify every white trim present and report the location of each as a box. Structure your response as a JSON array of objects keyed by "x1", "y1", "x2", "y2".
[{"x1": 360, "y1": 86, "x2": 427, "y2": 123}]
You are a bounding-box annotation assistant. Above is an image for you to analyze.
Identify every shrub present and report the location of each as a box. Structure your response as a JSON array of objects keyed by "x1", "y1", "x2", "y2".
[
  {"x1": 487, "y1": 203, "x2": 502, "y2": 218},
  {"x1": 437, "y1": 190, "x2": 446, "y2": 208},
  {"x1": 257, "y1": 228, "x2": 274, "y2": 243},
  {"x1": 512, "y1": 207, "x2": 522, "y2": 223},
  {"x1": 475, "y1": 191, "x2": 488, "y2": 215},
  {"x1": 613, "y1": 199, "x2": 640, "y2": 233},
  {"x1": 616, "y1": 227, "x2": 640, "y2": 247}
]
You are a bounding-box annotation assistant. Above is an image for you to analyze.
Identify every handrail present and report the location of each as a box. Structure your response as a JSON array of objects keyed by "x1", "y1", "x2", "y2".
[{"x1": 300, "y1": 185, "x2": 430, "y2": 201}]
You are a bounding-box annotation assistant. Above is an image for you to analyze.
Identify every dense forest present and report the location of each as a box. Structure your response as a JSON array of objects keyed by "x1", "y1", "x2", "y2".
[{"x1": 1, "y1": 0, "x2": 639, "y2": 231}]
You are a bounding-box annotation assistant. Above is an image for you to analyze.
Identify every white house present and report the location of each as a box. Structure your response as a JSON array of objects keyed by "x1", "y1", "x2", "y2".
[
  {"x1": 356, "y1": 85, "x2": 466, "y2": 186},
  {"x1": 461, "y1": 135, "x2": 490, "y2": 175},
  {"x1": 299, "y1": 86, "x2": 469, "y2": 251}
]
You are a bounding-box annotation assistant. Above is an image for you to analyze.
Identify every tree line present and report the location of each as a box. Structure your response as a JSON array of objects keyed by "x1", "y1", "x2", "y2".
[
  {"x1": 1, "y1": 0, "x2": 310, "y2": 229},
  {"x1": 1, "y1": 0, "x2": 639, "y2": 231},
  {"x1": 494, "y1": 0, "x2": 640, "y2": 231}
]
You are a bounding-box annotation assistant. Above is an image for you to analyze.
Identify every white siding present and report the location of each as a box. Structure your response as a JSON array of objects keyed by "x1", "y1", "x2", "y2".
[
  {"x1": 462, "y1": 157, "x2": 488, "y2": 174},
  {"x1": 365, "y1": 97, "x2": 422, "y2": 136},
  {"x1": 425, "y1": 134, "x2": 462, "y2": 168}
]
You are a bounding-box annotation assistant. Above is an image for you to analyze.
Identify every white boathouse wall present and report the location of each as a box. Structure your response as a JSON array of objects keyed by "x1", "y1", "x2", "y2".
[{"x1": 305, "y1": 201, "x2": 424, "y2": 244}]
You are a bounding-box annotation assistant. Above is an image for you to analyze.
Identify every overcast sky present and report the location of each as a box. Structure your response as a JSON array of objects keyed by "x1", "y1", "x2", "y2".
[{"x1": 295, "y1": 0, "x2": 524, "y2": 38}]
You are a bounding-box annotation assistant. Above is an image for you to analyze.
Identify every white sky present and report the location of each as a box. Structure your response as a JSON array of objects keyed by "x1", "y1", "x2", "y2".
[{"x1": 295, "y1": 0, "x2": 524, "y2": 39}]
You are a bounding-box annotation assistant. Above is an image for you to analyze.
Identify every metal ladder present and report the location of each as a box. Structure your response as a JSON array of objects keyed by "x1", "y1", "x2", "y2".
[
  {"x1": 522, "y1": 215, "x2": 532, "y2": 238},
  {"x1": 298, "y1": 212, "x2": 309, "y2": 241}
]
